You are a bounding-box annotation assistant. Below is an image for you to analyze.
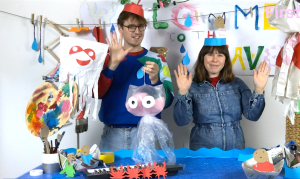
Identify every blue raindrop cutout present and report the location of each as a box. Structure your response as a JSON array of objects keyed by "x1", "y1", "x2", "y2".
[
  {"x1": 137, "y1": 66, "x2": 144, "y2": 79},
  {"x1": 184, "y1": 13, "x2": 192, "y2": 27},
  {"x1": 110, "y1": 24, "x2": 115, "y2": 33},
  {"x1": 182, "y1": 52, "x2": 190, "y2": 65},
  {"x1": 32, "y1": 38, "x2": 38, "y2": 50},
  {"x1": 180, "y1": 44, "x2": 186, "y2": 53}
]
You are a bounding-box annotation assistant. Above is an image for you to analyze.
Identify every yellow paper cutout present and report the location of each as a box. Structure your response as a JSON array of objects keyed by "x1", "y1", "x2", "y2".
[
  {"x1": 231, "y1": 47, "x2": 246, "y2": 70},
  {"x1": 163, "y1": 66, "x2": 171, "y2": 78},
  {"x1": 264, "y1": 3, "x2": 278, "y2": 30}
]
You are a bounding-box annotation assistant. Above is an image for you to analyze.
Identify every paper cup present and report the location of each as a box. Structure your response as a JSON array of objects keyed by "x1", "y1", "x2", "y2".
[{"x1": 42, "y1": 153, "x2": 61, "y2": 173}]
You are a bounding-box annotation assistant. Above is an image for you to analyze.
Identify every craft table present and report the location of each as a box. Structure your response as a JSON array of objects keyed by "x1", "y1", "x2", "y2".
[{"x1": 17, "y1": 157, "x2": 285, "y2": 179}]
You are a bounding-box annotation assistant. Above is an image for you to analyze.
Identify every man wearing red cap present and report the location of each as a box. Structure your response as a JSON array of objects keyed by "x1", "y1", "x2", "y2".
[{"x1": 96, "y1": 2, "x2": 174, "y2": 151}]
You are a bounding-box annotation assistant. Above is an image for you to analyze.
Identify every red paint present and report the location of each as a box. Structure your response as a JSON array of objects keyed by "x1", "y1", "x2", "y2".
[
  {"x1": 254, "y1": 161, "x2": 274, "y2": 172},
  {"x1": 171, "y1": 3, "x2": 200, "y2": 30},
  {"x1": 69, "y1": 46, "x2": 83, "y2": 54},
  {"x1": 33, "y1": 92, "x2": 45, "y2": 102},
  {"x1": 158, "y1": 54, "x2": 167, "y2": 62},
  {"x1": 76, "y1": 59, "x2": 91, "y2": 66},
  {"x1": 292, "y1": 43, "x2": 300, "y2": 69},
  {"x1": 276, "y1": 47, "x2": 283, "y2": 67}
]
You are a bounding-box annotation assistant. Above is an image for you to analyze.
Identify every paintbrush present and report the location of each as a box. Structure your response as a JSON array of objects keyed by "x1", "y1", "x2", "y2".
[{"x1": 40, "y1": 126, "x2": 50, "y2": 154}]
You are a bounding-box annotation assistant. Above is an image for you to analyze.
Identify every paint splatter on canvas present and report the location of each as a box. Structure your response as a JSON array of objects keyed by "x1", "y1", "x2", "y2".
[{"x1": 25, "y1": 82, "x2": 78, "y2": 137}]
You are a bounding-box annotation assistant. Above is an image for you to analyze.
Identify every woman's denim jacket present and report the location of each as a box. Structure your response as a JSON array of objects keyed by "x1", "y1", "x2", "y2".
[{"x1": 173, "y1": 77, "x2": 265, "y2": 150}]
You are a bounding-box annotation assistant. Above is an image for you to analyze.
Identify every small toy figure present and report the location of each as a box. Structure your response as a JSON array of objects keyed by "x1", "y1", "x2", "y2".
[
  {"x1": 253, "y1": 149, "x2": 275, "y2": 172},
  {"x1": 60, "y1": 153, "x2": 76, "y2": 177},
  {"x1": 77, "y1": 145, "x2": 93, "y2": 165}
]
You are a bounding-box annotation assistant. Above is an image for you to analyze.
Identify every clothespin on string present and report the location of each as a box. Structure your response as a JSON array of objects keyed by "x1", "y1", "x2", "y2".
[
  {"x1": 69, "y1": 18, "x2": 89, "y2": 32},
  {"x1": 31, "y1": 13, "x2": 34, "y2": 25},
  {"x1": 250, "y1": 7, "x2": 253, "y2": 18},
  {"x1": 99, "y1": 19, "x2": 101, "y2": 29}
]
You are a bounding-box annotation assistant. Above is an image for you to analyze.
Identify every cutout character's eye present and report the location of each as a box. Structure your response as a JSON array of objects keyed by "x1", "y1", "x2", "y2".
[
  {"x1": 128, "y1": 97, "x2": 138, "y2": 109},
  {"x1": 142, "y1": 96, "x2": 155, "y2": 108}
]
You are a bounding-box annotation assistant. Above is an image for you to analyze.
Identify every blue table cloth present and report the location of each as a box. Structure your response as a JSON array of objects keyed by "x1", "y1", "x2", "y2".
[{"x1": 17, "y1": 157, "x2": 285, "y2": 179}]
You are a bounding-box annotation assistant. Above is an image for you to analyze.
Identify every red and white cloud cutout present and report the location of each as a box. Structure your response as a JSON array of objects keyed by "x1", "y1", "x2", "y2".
[{"x1": 69, "y1": 46, "x2": 96, "y2": 66}]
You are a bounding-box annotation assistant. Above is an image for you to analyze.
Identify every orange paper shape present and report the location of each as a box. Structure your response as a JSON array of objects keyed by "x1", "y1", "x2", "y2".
[
  {"x1": 126, "y1": 164, "x2": 141, "y2": 178},
  {"x1": 25, "y1": 82, "x2": 78, "y2": 137},
  {"x1": 68, "y1": 27, "x2": 89, "y2": 32},
  {"x1": 153, "y1": 161, "x2": 168, "y2": 179},
  {"x1": 142, "y1": 163, "x2": 152, "y2": 179},
  {"x1": 110, "y1": 165, "x2": 126, "y2": 179},
  {"x1": 123, "y1": 2, "x2": 144, "y2": 17}
]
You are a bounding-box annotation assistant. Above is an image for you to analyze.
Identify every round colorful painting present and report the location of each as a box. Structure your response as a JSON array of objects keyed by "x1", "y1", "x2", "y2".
[{"x1": 25, "y1": 82, "x2": 78, "y2": 137}]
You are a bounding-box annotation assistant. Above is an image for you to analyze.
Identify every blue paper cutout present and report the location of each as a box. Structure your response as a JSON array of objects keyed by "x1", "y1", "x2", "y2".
[
  {"x1": 180, "y1": 44, "x2": 186, "y2": 53},
  {"x1": 71, "y1": 147, "x2": 259, "y2": 159},
  {"x1": 110, "y1": 24, "x2": 115, "y2": 33},
  {"x1": 38, "y1": 53, "x2": 43, "y2": 63},
  {"x1": 284, "y1": 160, "x2": 300, "y2": 179},
  {"x1": 235, "y1": 5, "x2": 259, "y2": 30},
  {"x1": 32, "y1": 38, "x2": 38, "y2": 50},
  {"x1": 238, "y1": 154, "x2": 253, "y2": 162},
  {"x1": 182, "y1": 52, "x2": 190, "y2": 65},
  {"x1": 92, "y1": 31, "x2": 94, "y2": 37},
  {"x1": 63, "y1": 148, "x2": 77, "y2": 155},
  {"x1": 137, "y1": 66, "x2": 144, "y2": 79},
  {"x1": 184, "y1": 13, "x2": 192, "y2": 27}
]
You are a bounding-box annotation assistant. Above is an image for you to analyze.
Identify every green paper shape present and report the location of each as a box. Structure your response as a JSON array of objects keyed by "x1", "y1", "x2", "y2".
[
  {"x1": 153, "y1": 3, "x2": 169, "y2": 29},
  {"x1": 243, "y1": 46, "x2": 264, "y2": 70},
  {"x1": 60, "y1": 162, "x2": 76, "y2": 177}
]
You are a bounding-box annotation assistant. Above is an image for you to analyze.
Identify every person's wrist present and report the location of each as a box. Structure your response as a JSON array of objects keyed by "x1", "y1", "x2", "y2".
[
  {"x1": 254, "y1": 87, "x2": 264, "y2": 94},
  {"x1": 150, "y1": 77, "x2": 159, "y2": 84},
  {"x1": 179, "y1": 90, "x2": 188, "y2": 95},
  {"x1": 108, "y1": 61, "x2": 120, "y2": 71}
]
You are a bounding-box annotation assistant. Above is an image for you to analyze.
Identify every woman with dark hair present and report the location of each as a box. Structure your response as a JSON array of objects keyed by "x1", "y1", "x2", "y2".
[{"x1": 173, "y1": 42, "x2": 270, "y2": 151}]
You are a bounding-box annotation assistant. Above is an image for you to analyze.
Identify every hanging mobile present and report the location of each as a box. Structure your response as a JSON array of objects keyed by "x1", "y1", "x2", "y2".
[
  {"x1": 38, "y1": 16, "x2": 43, "y2": 63},
  {"x1": 31, "y1": 14, "x2": 38, "y2": 51}
]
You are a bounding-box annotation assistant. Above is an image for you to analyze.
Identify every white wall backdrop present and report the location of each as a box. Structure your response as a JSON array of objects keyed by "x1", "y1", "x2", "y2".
[{"x1": 0, "y1": 0, "x2": 286, "y2": 178}]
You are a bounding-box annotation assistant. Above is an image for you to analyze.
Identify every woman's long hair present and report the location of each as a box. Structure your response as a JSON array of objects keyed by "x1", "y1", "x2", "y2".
[{"x1": 193, "y1": 45, "x2": 235, "y2": 83}]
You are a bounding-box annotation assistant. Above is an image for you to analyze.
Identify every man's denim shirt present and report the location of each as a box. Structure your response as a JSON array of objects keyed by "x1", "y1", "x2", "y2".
[{"x1": 173, "y1": 77, "x2": 265, "y2": 150}]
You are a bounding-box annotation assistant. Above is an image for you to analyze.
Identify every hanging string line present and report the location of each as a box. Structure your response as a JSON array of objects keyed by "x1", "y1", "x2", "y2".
[{"x1": 0, "y1": 5, "x2": 275, "y2": 26}]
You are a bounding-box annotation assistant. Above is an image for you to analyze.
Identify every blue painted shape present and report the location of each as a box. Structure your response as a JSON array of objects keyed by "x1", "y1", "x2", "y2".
[
  {"x1": 63, "y1": 148, "x2": 77, "y2": 155},
  {"x1": 234, "y1": 147, "x2": 256, "y2": 158},
  {"x1": 110, "y1": 24, "x2": 115, "y2": 33},
  {"x1": 38, "y1": 54, "x2": 43, "y2": 63},
  {"x1": 184, "y1": 13, "x2": 192, "y2": 27},
  {"x1": 285, "y1": 160, "x2": 300, "y2": 179},
  {"x1": 182, "y1": 52, "x2": 190, "y2": 65},
  {"x1": 174, "y1": 147, "x2": 189, "y2": 158},
  {"x1": 99, "y1": 147, "x2": 259, "y2": 159},
  {"x1": 92, "y1": 31, "x2": 95, "y2": 37},
  {"x1": 137, "y1": 66, "x2": 144, "y2": 79},
  {"x1": 180, "y1": 44, "x2": 186, "y2": 53},
  {"x1": 113, "y1": 149, "x2": 133, "y2": 160},
  {"x1": 238, "y1": 154, "x2": 253, "y2": 162},
  {"x1": 32, "y1": 38, "x2": 38, "y2": 50}
]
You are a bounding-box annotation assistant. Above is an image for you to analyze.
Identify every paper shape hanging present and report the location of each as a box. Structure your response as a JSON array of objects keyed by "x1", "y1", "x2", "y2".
[{"x1": 59, "y1": 37, "x2": 108, "y2": 120}]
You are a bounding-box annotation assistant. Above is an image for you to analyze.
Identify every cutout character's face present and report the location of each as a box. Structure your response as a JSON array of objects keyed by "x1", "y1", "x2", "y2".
[
  {"x1": 81, "y1": 145, "x2": 90, "y2": 156},
  {"x1": 253, "y1": 149, "x2": 269, "y2": 163},
  {"x1": 67, "y1": 153, "x2": 75, "y2": 162}
]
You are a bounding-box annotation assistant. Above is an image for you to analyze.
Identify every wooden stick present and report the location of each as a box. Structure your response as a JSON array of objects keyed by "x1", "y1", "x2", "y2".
[
  {"x1": 44, "y1": 18, "x2": 65, "y2": 36},
  {"x1": 31, "y1": 13, "x2": 34, "y2": 24},
  {"x1": 46, "y1": 37, "x2": 60, "y2": 48},
  {"x1": 44, "y1": 45, "x2": 60, "y2": 63},
  {"x1": 48, "y1": 20, "x2": 69, "y2": 32},
  {"x1": 99, "y1": 19, "x2": 101, "y2": 29}
]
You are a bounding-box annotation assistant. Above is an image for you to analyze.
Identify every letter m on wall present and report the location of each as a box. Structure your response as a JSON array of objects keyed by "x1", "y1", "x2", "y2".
[{"x1": 235, "y1": 5, "x2": 259, "y2": 30}]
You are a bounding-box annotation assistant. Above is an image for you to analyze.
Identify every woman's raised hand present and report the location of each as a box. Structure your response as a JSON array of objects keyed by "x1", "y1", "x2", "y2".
[
  {"x1": 253, "y1": 61, "x2": 271, "y2": 94},
  {"x1": 174, "y1": 64, "x2": 192, "y2": 95}
]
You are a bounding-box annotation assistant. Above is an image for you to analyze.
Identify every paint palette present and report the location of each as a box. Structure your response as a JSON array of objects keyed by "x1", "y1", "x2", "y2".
[{"x1": 25, "y1": 82, "x2": 78, "y2": 137}]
